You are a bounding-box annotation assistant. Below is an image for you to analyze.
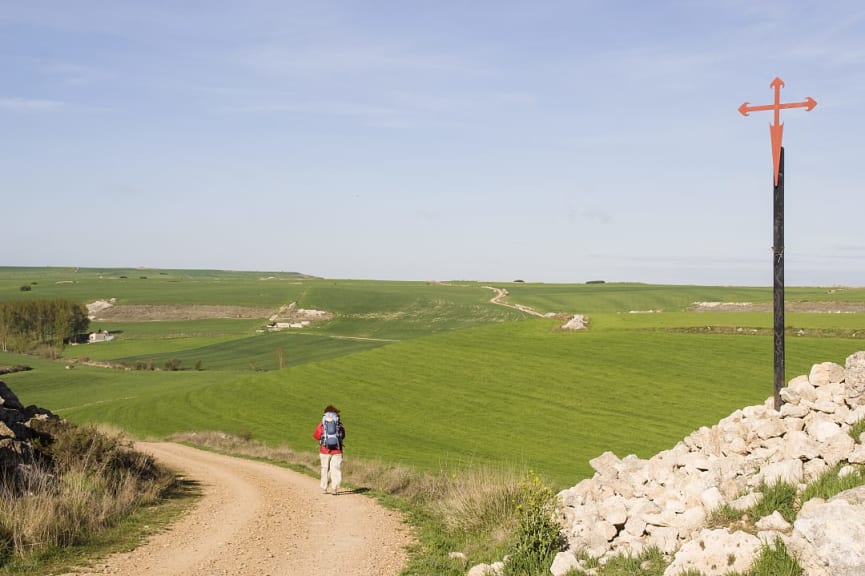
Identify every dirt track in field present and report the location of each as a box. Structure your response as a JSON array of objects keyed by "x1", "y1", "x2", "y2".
[{"x1": 60, "y1": 443, "x2": 411, "y2": 576}]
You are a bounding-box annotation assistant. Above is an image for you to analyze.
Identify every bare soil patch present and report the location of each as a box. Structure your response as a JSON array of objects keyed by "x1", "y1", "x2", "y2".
[
  {"x1": 0, "y1": 365, "x2": 31, "y2": 375},
  {"x1": 91, "y1": 304, "x2": 274, "y2": 322}
]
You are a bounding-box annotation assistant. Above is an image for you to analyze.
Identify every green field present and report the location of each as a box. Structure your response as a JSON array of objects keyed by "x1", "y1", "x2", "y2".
[{"x1": 3, "y1": 267, "x2": 864, "y2": 487}]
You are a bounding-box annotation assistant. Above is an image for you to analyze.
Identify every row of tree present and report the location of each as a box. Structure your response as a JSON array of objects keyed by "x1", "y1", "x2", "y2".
[{"x1": 0, "y1": 300, "x2": 90, "y2": 353}]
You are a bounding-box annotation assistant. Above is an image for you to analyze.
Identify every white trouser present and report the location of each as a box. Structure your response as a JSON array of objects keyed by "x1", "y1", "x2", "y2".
[{"x1": 319, "y1": 453, "x2": 343, "y2": 492}]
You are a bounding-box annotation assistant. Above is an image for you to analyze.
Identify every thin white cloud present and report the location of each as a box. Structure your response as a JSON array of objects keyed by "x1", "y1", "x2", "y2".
[
  {"x1": 39, "y1": 61, "x2": 106, "y2": 86},
  {"x1": 222, "y1": 83, "x2": 535, "y2": 128},
  {"x1": 230, "y1": 99, "x2": 414, "y2": 127},
  {"x1": 220, "y1": 38, "x2": 521, "y2": 127},
  {"x1": 0, "y1": 97, "x2": 64, "y2": 111},
  {"x1": 237, "y1": 43, "x2": 484, "y2": 78}
]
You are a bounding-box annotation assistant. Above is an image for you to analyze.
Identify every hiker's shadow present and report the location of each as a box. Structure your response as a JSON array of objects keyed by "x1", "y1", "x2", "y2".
[{"x1": 338, "y1": 487, "x2": 371, "y2": 495}]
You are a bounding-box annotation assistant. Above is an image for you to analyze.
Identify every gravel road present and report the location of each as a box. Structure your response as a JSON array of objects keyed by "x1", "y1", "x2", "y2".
[{"x1": 60, "y1": 442, "x2": 412, "y2": 576}]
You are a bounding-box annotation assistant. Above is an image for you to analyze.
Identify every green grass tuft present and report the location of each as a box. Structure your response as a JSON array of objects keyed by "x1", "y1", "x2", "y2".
[
  {"x1": 849, "y1": 418, "x2": 865, "y2": 443},
  {"x1": 800, "y1": 463, "x2": 865, "y2": 503},
  {"x1": 752, "y1": 480, "x2": 798, "y2": 524},
  {"x1": 746, "y1": 538, "x2": 803, "y2": 576}
]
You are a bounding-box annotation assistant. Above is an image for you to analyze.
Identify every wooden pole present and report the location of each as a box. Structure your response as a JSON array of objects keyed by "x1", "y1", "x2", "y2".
[{"x1": 773, "y1": 147, "x2": 785, "y2": 411}]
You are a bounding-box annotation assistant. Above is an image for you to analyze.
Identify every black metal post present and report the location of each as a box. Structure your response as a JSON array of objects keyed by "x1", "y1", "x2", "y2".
[{"x1": 773, "y1": 147, "x2": 785, "y2": 410}]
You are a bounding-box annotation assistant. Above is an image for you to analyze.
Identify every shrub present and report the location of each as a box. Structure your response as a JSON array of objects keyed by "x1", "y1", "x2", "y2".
[
  {"x1": 19, "y1": 285, "x2": 31, "y2": 292},
  {"x1": 42, "y1": 422, "x2": 120, "y2": 470},
  {"x1": 502, "y1": 471, "x2": 564, "y2": 576},
  {"x1": 130, "y1": 359, "x2": 157, "y2": 371},
  {"x1": 164, "y1": 358, "x2": 182, "y2": 371},
  {"x1": 0, "y1": 423, "x2": 175, "y2": 565}
]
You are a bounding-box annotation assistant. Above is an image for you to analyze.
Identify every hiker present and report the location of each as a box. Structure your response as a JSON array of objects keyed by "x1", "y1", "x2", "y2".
[{"x1": 313, "y1": 405, "x2": 346, "y2": 494}]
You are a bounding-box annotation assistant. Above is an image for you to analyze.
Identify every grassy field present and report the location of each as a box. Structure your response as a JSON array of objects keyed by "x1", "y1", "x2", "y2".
[{"x1": 3, "y1": 267, "x2": 865, "y2": 488}]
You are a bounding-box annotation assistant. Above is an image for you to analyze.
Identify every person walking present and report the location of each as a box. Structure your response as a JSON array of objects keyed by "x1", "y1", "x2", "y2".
[{"x1": 313, "y1": 405, "x2": 345, "y2": 495}]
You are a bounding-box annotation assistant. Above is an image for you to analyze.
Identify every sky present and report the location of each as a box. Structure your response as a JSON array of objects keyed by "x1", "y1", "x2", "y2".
[{"x1": 2, "y1": 1, "x2": 864, "y2": 286}]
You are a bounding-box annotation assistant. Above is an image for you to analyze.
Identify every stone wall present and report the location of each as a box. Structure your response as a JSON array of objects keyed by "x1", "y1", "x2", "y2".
[{"x1": 469, "y1": 351, "x2": 865, "y2": 576}]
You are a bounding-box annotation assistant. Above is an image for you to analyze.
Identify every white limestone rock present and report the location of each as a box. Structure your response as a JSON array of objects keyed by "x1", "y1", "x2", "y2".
[
  {"x1": 791, "y1": 487, "x2": 865, "y2": 576},
  {"x1": 810, "y1": 362, "x2": 845, "y2": 387},
  {"x1": 663, "y1": 528, "x2": 760, "y2": 576}
]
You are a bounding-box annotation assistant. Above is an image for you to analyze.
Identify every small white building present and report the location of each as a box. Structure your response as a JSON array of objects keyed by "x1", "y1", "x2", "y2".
[
  {"x1": 88, "y1": 330, "x2": 114, "y2": 343},
  {"x1": 272, "y1": 321, "x2": 311, "y2": 330}
]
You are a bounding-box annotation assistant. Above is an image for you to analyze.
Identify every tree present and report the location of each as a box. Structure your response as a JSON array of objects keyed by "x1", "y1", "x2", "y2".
[{"x1": 0, "y1": 300, "x2": 90, "y2": 354}]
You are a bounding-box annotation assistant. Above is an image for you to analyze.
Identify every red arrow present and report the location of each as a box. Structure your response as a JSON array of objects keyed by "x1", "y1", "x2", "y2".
[{"x1": 739, "y1": 77, "x2": 817, "y2": 185}]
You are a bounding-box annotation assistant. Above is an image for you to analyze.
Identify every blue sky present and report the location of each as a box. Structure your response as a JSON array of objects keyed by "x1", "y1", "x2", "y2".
[{"x1": 3, "y1": 1, "x2": 864, "y2": 285}]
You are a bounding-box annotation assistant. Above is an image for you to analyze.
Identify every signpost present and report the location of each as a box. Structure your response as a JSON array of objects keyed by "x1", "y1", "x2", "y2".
[{"x1": 739, "y1": 77, "x2": 817, "y2": 410}]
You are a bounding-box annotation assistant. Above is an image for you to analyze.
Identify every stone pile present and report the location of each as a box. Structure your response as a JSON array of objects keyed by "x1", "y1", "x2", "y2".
[
  {"x1": 0, "y1": 380, "x2": 60, "y2": 470},
  {"x1": 468, "y1": 351, "x2": 865, "y2": 576},
  {"x1": 549, "y1": 351, "x2": 865, "y2": 576}
]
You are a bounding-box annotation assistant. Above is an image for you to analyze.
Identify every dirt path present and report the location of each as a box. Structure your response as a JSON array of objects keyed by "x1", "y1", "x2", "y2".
[
  {"x1": 484, "y1": 286, "x2": 544, "y2": 317},
  {"x1": 61, "y1": 443, "x2": 411, "y2": 576}
]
